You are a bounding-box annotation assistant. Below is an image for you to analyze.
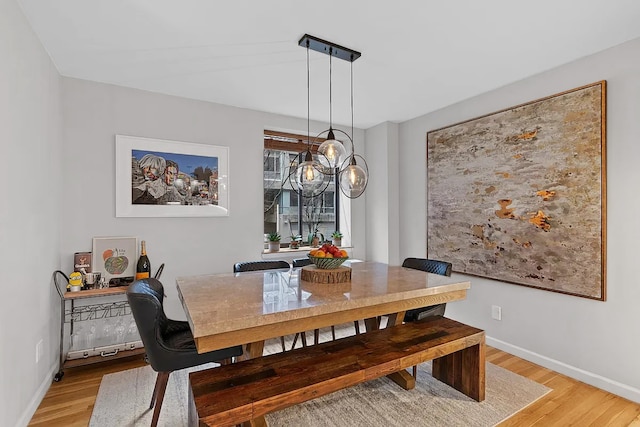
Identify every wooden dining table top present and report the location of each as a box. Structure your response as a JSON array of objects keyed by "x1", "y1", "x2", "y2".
[{"x1": 176, "y1": 261, "x2": 471, "y2": 353}]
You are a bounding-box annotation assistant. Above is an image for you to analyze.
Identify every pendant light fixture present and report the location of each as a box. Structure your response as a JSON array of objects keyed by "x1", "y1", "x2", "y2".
[{"x1": 297, "y1": 34, "x2": 369, "y2": 199}]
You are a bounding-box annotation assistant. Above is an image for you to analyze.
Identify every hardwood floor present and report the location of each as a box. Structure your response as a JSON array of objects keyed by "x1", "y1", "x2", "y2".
[{"x1": 29, "y1": 346, "x2": 640, "y2": 426}]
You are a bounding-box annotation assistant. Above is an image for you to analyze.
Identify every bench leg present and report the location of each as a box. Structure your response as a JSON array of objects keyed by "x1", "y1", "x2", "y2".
[{"x1": 432, "y1": 341, "x2": 486, "y2": 401}]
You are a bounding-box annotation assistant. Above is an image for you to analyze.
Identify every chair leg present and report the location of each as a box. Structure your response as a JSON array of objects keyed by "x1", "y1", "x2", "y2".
[
  {"x1": 280, "y1": 336, "x2": 286, "y2": 352},
  {"x1": 313, "y1": 329, "x2": 320, "y2": 345},
  {"x1": 291, "y1": 333, "x2": 299, "y2": 350},
  {"x1": 150, "y1": 371, "x2": 170, "y2": 427},
  {"x1": 412, "y1": 365, "x2": 417, "y2": 379},
  {"x1": 331, "y1": 325, "x2": 336, "y2": 341},
  {"x1": 301, "y1": 331, "x2": 307, "y2": 347},
  {"x1": 354, "y1": 320, "x2": 361, "y2": 334}
]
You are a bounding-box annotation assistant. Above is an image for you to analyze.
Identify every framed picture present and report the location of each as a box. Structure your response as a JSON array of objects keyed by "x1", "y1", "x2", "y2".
[
  {"x1": 92, "y1": 237, "x2": 138, "y2": 284},
  {"x1": 426, "y1": 81, "x2": 606, "y2": 300},
  {"x1": 115, "y1": 135, "x2": 229, "y2": 217}
]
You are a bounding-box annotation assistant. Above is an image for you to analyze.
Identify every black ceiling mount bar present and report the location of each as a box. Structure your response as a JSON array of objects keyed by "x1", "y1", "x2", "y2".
[{"x1": 298, "y1": 34, "x2": 361, "y2": 62}]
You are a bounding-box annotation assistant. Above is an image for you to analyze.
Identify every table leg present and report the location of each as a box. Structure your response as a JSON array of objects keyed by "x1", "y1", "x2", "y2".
[
  {"x1": 242, "y1": 417, "x2": 267, "y2": 427},
  {"x1": 371, "y1": 311, "x2": 415, "y2": 390},
  {"x1": 238, "y1": 340, "x2": 265, "y2": 362},
  {"x1": 364, "y1": 317, "x2": 379, "y2": 331},
  {"x1": 238, "y1": 341, "x2": 269, "y2": 426}
]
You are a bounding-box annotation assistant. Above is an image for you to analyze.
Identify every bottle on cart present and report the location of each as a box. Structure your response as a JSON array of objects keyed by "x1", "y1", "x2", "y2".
[{"x1": 135, "y1": 240, "x2": 151, "y2": 280}]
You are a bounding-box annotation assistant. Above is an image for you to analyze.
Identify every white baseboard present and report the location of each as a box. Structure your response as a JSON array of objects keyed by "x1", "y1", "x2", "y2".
[
  {"x1": 487, "y1": 336, "x2": 640, "y2": 404},
  {"x1": 16, "y1": 362, "x2": 58, "y2": 427}
]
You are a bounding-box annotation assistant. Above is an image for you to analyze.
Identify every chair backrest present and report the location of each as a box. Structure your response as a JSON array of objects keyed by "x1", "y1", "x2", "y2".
[
  {"x1": 402, "y1": 257, "x2": 452, "y2": 276},
  {"x1": 233, "y1": 260, "x2": 291, "y2": 273},
  {"x1": 126, "y1": 278, "x2": 172, "y2": 370},
  {"x1": 292, "y1": 258, "x2": 312, "y2": 268}
]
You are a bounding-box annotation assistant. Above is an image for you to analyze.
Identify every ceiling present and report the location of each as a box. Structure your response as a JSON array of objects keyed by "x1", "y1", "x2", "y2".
[{"x1": 17, "y1": 0, "x2": 640, "y2": 129}]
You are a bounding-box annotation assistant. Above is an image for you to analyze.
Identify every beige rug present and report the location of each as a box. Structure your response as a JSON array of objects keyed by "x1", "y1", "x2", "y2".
[{"x1": 90, "y1": 326, "x2": 550, "y2": 426}]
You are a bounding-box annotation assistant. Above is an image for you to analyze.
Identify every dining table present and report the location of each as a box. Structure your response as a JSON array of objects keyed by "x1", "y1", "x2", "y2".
[
  {"x1": 177, "y1": 260, "x2": 472, "y2": 426},
  {"x1": 177, "y1": 260, "x2": 469, "y2": 356}
]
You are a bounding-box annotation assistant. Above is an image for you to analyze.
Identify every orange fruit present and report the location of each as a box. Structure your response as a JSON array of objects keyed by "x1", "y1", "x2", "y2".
[
  {"x1": 309, "y1": 250, "x2": 317, "y2": 257},
  {"x1": 339, "y1": 250, "x2": 348, "y2": 258},
  {"x1": 315, "y1": 251, "x2": 326, "y2": 258},
  {"x1": 325, "y1": 253, "x2": 334, "y2": 258}
]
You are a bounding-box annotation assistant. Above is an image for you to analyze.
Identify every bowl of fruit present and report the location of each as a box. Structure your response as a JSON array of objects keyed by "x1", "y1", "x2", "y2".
[{"x1": 308, "y1": 244, "x2": 349, "y2": 269}]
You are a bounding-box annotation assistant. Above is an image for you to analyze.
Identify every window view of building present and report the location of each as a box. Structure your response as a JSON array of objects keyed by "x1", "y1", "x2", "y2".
[{"x1": 264, "y1": 131, "x2": 339, "y2": 247}]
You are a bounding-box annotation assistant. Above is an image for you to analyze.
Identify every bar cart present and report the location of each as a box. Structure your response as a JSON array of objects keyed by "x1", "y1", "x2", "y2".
[{"x1": 52, "y1": 270, "x2": 145, "y2": 381}]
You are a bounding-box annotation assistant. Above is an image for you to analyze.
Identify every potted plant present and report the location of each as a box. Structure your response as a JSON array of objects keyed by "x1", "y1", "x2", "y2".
[
  {"x1": 267, "y1": 232, "x2": 281, "y2": 252},
  {"x1": 308, "y1": 228, "x2": 324, "y2": 248},
  {"x1": 289, "y1": 234, "x2": 302, "y2": 250},
  {"x1": 332, "y1": 231, "x2": 343, "y2": 247}
]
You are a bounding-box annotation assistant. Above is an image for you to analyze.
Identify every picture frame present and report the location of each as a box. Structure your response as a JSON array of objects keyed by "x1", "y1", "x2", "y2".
[
  {"x1": 115, "y1": 135, "x2": 229, "y2": 217},
  {"x1": 92, "y1": 237, "x2": 138, "y2": 284},
  {"x1": 426, "y1": 81, "x2": 606, "y2": 300}
]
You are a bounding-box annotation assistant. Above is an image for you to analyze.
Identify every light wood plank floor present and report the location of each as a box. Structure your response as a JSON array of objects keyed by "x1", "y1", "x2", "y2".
[{"x1": 29, "y1": 346, "x2": 640, "y2": 426}]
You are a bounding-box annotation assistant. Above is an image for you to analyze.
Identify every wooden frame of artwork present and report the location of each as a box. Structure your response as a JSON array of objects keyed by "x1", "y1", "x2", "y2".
[
  {"x1": 426, "y1": 81, "x2": 606, "y2": 300},
  {"x1": 115, "y1": 135, "x2": 229, "y2": 217}
]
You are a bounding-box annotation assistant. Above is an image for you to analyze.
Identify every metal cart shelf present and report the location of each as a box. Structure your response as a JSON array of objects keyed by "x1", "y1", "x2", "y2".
[{"x1": 52, "y1": 270, "x2": 145, "y2": 382}]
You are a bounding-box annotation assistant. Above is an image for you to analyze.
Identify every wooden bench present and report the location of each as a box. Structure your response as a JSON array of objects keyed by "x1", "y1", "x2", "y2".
[{"x1": 188, "y1": 316, "x2": 485, "y2": 427}]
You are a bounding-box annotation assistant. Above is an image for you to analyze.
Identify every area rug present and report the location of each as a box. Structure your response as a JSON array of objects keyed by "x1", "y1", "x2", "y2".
[{"x1": 90, "y1": 327, "x2": 550, "y2": 426}]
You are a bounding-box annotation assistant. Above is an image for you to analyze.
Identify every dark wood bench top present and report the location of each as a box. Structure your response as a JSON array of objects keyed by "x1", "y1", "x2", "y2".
[{"x1": 189, "y1": 316, "x2": 485, "y2": 427}]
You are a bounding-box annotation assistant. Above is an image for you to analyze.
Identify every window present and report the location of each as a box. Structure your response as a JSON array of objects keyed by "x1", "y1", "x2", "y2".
[{"x1": 264, "y1": 130, "x2": 342, "y2": 247}]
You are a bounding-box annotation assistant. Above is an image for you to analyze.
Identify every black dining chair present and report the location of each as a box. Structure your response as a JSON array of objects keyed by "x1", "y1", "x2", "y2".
[
  {"x1": 292, "y1": 258, "x2": 312, "y2": 268},
  {"x1": 127, "y1": 278, "x2": 243, "y2": 427},
  {"x1": 233, "y1": 260, "x2": 291, "y2": 273},
  {"x1": 233, "y1": 259, "x2": 291, "y2": 351},
  {"x1": 401, "y1": 257, "x2": 453, "y2": 378}
]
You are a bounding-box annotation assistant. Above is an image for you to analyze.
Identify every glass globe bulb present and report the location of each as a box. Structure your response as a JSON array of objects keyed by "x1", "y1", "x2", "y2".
[
  {"x1": 294, "y1": 159, "x2": 329, "y2": 196},
  {"x1": 318, "y1": 138, "x2": 347, "y2": 170},
  {"x1": 339, "y1": 163, "x2": 368, "y2": 198}
]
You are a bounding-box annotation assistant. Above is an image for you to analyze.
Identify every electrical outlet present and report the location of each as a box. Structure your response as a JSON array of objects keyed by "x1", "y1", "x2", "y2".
[
  {"x1": 491, "y1": 305, "x2": 502, "y2": 321},
  {"x1": 36, "y1": 339, "x2": 43, "y2": 363}
]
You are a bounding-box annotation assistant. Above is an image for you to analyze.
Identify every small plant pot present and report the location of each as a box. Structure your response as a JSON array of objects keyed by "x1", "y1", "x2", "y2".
[
  {"x1": 290, "y1": 242, "x2": 300, "y2": 250},
  {"x1": 268, "y1": 241, "x2": 281, "y2": 252},
  {"x1": 332, "y1": 238, "x2": 342, "y2": 247},
  {"x1": 311, "y1": 236, "x2": 320, "y2": 248}
]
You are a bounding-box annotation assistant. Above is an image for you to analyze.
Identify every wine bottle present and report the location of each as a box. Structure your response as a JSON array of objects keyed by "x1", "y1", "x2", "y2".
[{"x1": 135, "y1": 240, "x2": 151, "y2": 280}]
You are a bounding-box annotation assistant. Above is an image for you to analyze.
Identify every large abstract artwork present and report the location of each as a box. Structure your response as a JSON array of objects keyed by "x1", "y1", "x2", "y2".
[{"x1": 427, "y1": 81, "x2": 606, "y2": 300}]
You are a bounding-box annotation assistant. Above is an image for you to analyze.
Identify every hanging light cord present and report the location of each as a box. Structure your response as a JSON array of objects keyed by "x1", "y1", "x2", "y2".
[
  {"x1": 329, "y1": 48, "x2": 333, "y2": 129},
  {"x1": 350, "y1": 55, "x2": 357, "y2": 163},
  {"x1": 307, "y1": 42, "x2": 310, "y2": 150},
  {"x1": 351, "y1": 56, "x2": 354, "y2": 155}
]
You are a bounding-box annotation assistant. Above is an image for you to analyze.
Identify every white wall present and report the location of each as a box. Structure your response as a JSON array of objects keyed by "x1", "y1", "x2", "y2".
[
  {"x1": 60, "y1": 77, "x2": 367, "y2": 322},
  {"x1": 365, "y1": 122, "x2": 400, "y2": 265},
  {"x1": 0, "y1": 0, "x2": 63, "y2": 425},
  {"x1": 397, "y1": 37, "x2": 640, "y2": 402}
]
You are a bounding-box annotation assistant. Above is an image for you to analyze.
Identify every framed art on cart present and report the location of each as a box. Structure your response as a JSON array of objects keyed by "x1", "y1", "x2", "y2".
[{"x1": 92, "y1": 237, "x2": 137, "y2": 285}]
